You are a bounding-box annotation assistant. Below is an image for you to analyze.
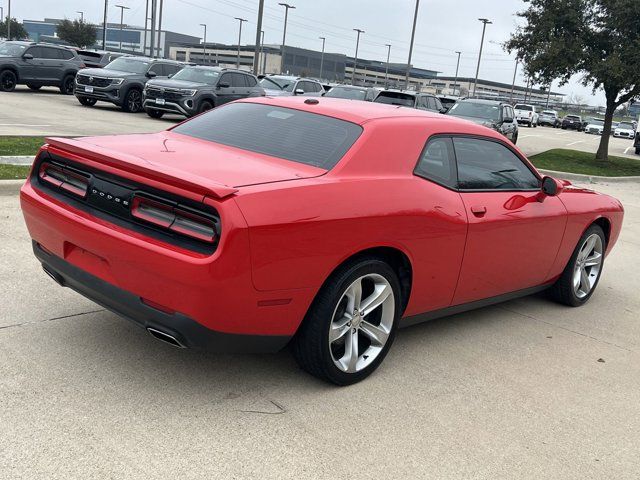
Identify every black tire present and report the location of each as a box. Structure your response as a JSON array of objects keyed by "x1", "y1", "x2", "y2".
[
  {"x1": 512, "y1": 134, "x2": 518, "y2": 145},
  {"x1": 146, "y1": 109, "x2": 164, "y2": 119},
  {"x1": 60, "y1": 74, "x2": 75, "y2": 95},
  {"x1": 77, "y1": 96, "x2": 97, "y2": 106},
  {"x1": 561, "y1": 126, "x2": 566, "y2": 130},
  {"x1": 198, "y1": 100, "x2": 214, "y2": 114},
  {"x1": 0, "y1": 69, "x2": 17, "y2": 92},
  {"x1": 122, "y1": 88, "x2": 143, "y2": 113},
  {"x1": 635, "y1": 147, "x2": 640, "y2": 155},
  {"x1": 26, "y1": 83, "x2": 41, "y2": 91},
  {"x1": 550, "y1": 224, "x2": 606, "y2": 307},
  {"x1": 292, "y1": 257, "x2": 402, "y2": 386}
]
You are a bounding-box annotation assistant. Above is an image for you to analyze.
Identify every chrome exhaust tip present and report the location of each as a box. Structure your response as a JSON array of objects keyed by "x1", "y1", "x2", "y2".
[{"x1": 146, "y1": 327, "x2": 186, "y2": 348}]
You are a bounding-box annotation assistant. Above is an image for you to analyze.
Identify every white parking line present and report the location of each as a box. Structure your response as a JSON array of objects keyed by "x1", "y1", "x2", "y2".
[
  {"x1": 566, "y1": 141, "x2": 584, "y2": 146},
  {"x1": 0, "y1": 123, "x2": 52, "y2": 127},
  {"x1": 519, "y1": 135, "x2": 541, "y2": 139},
  {"x1": 624, "y1": 146, "x2": 633, "y2": 154},
  {"x1": 555, "y1": 132, "x2": 570, "y2": 135}
]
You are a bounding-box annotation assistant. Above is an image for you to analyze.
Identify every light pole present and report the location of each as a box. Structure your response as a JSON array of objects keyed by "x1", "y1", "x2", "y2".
[
  {"x1": 509, "y1": 59, "x2": 518, "y2": 103},
  {"x1": 200, "y1": 23, "x2": 207, "y2": 65},
  {"x1": 77, "y1": 11, "x2": 84, "y2": 22},
  {"x1": 260, "y1": 30, "x2": 266, "y2": 74},
  {"x1": 278, "y1": 3, "x2": 295, "y2": 74},
  {"x1": 149, "y1": 0, "x2": 157, "y2": 58},
  {"x1": 472, "y1": 18, "x2": 492, "y2": 98},
  {"x1": 102, "y1": 0, "x2": 108, "y2": 49},
  {"x1": 156, "y1": 0, "x2": 164, "y2": 57},
  {"x1": 352, "y1": 28, "x2": 364, "y2": 85},
  {"x1": 546, "y1": 82, "x2": 552, "y2": 108},
  {"x1": 7, "y1": 0, "x2": 11, "y2": 40},
  {"x1": 453, "y1": 51, "x2": 461, "y2": 96},
  {"x1": 235, "y1": 17, "x2": 247, "y2": 69},
  {"x1": 143, "y1": 0, "x2": 149, "y2": 55},
  {"x1": 319, "y1": 36, "x2": 326, "y2": 81},
  {"x1": 404, "y1": 0, "x2": 420, "y2": 90},
  {"x1": 115, "y1": 5, "x2": 130, "y2": 53},
  {"x1": 253, "y1": 0, "x2": 264, "y2": 75},
  {"x1": 384, "y1": 43, "x2": 391, "y2": 88}
]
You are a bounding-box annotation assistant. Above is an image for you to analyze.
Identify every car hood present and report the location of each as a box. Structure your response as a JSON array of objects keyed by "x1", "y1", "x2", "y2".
[
  {"x1": 51, "y1": 132, "x2": 326, "y2": 190},
  {"x1": 78, "y1": 67, "x2": 138, "y2": 78},
  {"x1": 146, "y1": 79, "x2": 208, "y2": 89},
  {"x1": 615, "y1": 128, "x2": 634, "y2": 133},
  {"x1": 263, "y1": 88, "x2": 292, "y2": 97}
]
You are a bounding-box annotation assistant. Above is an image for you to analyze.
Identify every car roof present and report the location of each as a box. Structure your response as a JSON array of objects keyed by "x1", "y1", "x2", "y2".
[
  {"x1": 120, "y1": 56, "x2": 181, "y2": 64},
  {"x1": 5, "y1": 40, "x2": 35, "y2": 46},
  {"x1": 241, "y1": 96, "x2": 458, "y2": 125},
  {"x1": 457, "y1": 98, "x2": 505, "y2": 106}
]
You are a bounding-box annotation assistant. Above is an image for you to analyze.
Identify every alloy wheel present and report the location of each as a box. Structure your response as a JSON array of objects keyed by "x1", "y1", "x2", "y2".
[
  {"x1": 573, "y1": 233, "x2": 603, "y2": 299},
  {"x1": 128, "y1": 90, "x2": 142, "y2": 112},
  {"x1": 1, "y1": 71, "x2": 16, "y2": 91},
  {"x1": 328, "y1": 273, "x2": 395, "y2": 373}
]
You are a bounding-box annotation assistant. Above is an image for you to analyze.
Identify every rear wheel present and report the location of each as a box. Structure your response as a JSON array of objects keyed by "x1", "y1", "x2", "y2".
[
  {"x1": 550, "y1": 224, "x2": 605, "y2": 307},
  {"x1": 292, "y1": 257, "x2": 401, "y2": 385},
  {"x1": 146, "y1": 109, "x2": 164, "y2": 119},
  {"x1": 635, "y1": 147, "x2": 640, "y2": 155},
  {"x1": 26, "y1": 83, "x2": 41, "y2": 91},
  {"x1": 0, "y1": 70, "x2": 17, "y2": 92},
  {"x1": 122, "y1": 88, "x2": 143, "y2": 113},
  {"x1": 77, "y1": 96, "x2": 97, "y2": 106},
  {"x1": 60, "y1": 74, "x2": 75, "y2": 95}
]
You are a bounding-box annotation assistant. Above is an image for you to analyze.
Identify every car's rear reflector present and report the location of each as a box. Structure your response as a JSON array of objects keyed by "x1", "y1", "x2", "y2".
[
  {"x1": 39, "y1": 162, "x2": 89, "y2": 198},
  {"x1": 131, "y1": 194, "x2": 218, "y2": 243}
]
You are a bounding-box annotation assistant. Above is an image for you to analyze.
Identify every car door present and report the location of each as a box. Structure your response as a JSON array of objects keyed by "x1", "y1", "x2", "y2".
[
  {"x1": 19, "y1": 46, "x2": 42, "y2": 81},
  {"x1": 37, "y1": 47, "x2": 65, "y2": 83},
  {"x1": 450, "y1": 136, "x2": 567, "y2": 305},
  {"x1": 216, "y1": 73, "x2": 235, "y2": 105}
]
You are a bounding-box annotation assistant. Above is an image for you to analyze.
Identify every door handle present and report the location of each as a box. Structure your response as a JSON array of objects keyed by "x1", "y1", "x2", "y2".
[{"x1": 471, "y1": 206, "x2": 487, "y2": 216}]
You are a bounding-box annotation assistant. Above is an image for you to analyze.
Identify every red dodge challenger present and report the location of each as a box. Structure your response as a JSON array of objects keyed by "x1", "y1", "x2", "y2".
[{"x1": 20, "y1": 97, "x2": 624, "y2": 385}]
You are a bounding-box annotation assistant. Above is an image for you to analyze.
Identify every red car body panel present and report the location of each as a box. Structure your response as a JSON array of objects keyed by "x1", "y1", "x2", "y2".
[{"x1": 20, "y1": 96, "x2": 624, "y2": 349}]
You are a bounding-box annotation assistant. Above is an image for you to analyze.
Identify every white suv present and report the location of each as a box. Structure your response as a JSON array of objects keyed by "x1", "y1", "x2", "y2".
[{"x1": 513, "y1": 104, "x2": 539, "y2": 127}]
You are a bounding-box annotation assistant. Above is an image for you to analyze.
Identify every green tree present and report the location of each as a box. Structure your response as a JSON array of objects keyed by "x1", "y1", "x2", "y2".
[
  {"x1": 505, "y1": 0, "x2": 640, "y2": 164},
  {"x1": 56, "y1": 19, "x2": 97, "y2": 48},
  {"x1": 0, "y1": 17, "x2": 29, "y2": 40}
]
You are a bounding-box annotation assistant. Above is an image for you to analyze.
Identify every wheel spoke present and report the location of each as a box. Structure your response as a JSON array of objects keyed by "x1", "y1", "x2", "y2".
[
  {"x1": 345, "y1": 279, "x2": 363, "y2": 312},
  {"x1": 329, "y1": 313, "x2": 352, "y2": 343},
  {"x1": 360, "y1": 320, "x2": 389, "y2": 346},
  {"x1": 340, "y1": 328, "x2": 359, "y2": 373},
  {"x1": 584, "y1": 252, "x2": 602, "y2": 267},
  {"x1": 581, "y1": 236, "x2": 597, "y2": 260},
  {"x1": 580, "y1": 267, "x2": 590, "y2": 293},
  {"x1": 360, "y1": 282, "x2": 392, "y2": 317}
]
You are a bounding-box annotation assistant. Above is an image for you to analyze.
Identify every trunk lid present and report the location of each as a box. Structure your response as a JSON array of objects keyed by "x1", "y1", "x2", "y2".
[{"x1": 45, "y1": 132, "x2": 326, "y2": 196}]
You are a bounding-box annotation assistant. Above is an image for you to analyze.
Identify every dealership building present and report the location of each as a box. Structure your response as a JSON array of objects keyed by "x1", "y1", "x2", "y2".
[
  {"x1": 22, "y1": 18, "x2": 199, "y2": 58},
  {"x1": 168, "y1": 43, "x2": 437, "y2": 90},
  {"x1": 431, "y1": 76, "x2": 564, "y2": 104}
]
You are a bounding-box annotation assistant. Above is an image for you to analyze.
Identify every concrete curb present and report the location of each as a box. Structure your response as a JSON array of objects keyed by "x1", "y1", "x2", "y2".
[
  {"x1": 0, "y1": 180, "x2": 24, "y2": 196},
  {"x1": 0, "y1": 156, "x2": 34, "y2": 166},
  {"x1": 538, "y1": 169, "x2": 640, "y2": 184}
]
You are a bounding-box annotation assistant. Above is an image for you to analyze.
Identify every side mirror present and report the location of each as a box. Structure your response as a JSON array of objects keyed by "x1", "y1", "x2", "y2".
[
  {"x1": 217, "y1": 82, "x2": 230, "y2": 89},
  {"x1": 146, "y1": 71, "x2": 157, "y2": 78},
  {"x1": 294, "y1": 88, "x2": 305, "y2": 95},
  {"x1": 22, "y1": 53, "x2": 34, "y2": 60},
  {"x1": 167, "y1": 73, "x2": 174, "y2": 78},
  {"x1": 439, "y1": 107, "x2": 448, "y2": 114},
  {"x1": 541, "y1": 176, "x2": 563, "y2": 197}
]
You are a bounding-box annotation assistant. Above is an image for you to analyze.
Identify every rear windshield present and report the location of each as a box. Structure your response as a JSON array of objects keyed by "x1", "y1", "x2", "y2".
[
  {"x1": 374, "y1": 92, "x2": 415, "y2": 107},
  {"x1": 541, "y1": 111, "x2": 556, "y2": 115},
  {"x1": 325, "y1": 87, "x2": 368, "y2": 100},
  {"x1": 566, "y1": 115, "x2": 581, "y2": 120},
  {"x1": 514, "y1": 104, "x2": 533, "y2": 111},
  {"x1": 172, "y1": 103, "x2": 363, "y2": 170}
]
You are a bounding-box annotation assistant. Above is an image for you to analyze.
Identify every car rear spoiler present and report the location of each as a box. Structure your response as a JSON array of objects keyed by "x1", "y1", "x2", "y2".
[{"x1": 44, "y1": 137, "x2": 239, "y2": 200}]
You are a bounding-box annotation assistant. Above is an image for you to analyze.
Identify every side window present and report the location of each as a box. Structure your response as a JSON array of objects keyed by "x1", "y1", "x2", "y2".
[
  {"x1": 416, "y1": 96, "x2": 427, "y2": 109},
  {"x1": 148, "y1": 63, "x2": 164, "y2": 76},
  {"x1": 59, "y1": 49, "x2": 75, "y2": 60},
  {"x1": 230, "y1": 73, "x2": 246, "y2": 87},
  {"x1": 39, "y1": 47, "x2": 59, "y2": 59},
  {"x1": 165, "y1": 64, "x2": 181, "y2": 76},
  {"x1": 414, "y1": 137, "x2": 457, "y2": 188},
  {"x1": 245, "y1": 75, "x2": 257, "y2": 87},
  {"x1": 312, "y1": 82, "x2": 322, "y2": 93},
  {"x1": 219, "y1": 73, "x2": 232, "y2": 87},
  {"x1": 26, "y1": 47, "x2": 43, "y2": 58},
  {"x1": 426, "y1": 96, "x2": 438, "y2": 110},
  {"x1": 453, "y1": 137, "x2": 540, "y2": 190},
  {"x1": 296, "y1": 81, "x2": 309, "y2": 92},
  {"x1": 433, "y1": 97, "x2": 443, "y2": 111}
]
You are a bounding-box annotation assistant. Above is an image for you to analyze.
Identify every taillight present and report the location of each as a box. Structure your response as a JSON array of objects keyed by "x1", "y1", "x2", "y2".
[
  {"x1": 39, "y1": 162, "x2": 89, "y2": 198},
  {"x1": 131, "y1": 195, "x2": 217, "y2": 243}
]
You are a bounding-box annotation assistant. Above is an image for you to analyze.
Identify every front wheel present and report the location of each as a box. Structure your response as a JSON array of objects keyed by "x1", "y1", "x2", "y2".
[
  {"x1": 550, "y1": 224, "x2": 606, "y2": 307},
  {"x1": 292, "y1": 257, "x2": 401, "y2": 385},
  {"x1": 0, "y1": 70, "x2": 17, "y2": 92},
  {"x1": 145, "y1": 108, "x2": 164, "y2": 119},
  {"x1": 60, "y1": 74, "x2": 75, "y2": 95},
  {"x1": 122, "y1": 88, "x2": 143, "y2": 113},
  {"x1": 77, "y1": 96, "x2": 97, "y2": 106}
]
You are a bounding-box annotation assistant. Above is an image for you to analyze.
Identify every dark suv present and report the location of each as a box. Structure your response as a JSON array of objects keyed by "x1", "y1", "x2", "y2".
[
  {"x1": 143, "y1": 66, "x2": 264, "y2": 118},
  {"x1": 561, "y1": 115, "x2": 584, "y2": 131},
  {"x1": 74, "y1": 56, "x2": 183, "y2": 113},
  {"x1": 0, "y1": 41, "x2": 85, "y2": 94},
  {"x1": 373, "y1": 89, "x2": 446, "y2": 113},
  {"x1": 446, "y1": 99, "x2": 519, "y2": 144}
]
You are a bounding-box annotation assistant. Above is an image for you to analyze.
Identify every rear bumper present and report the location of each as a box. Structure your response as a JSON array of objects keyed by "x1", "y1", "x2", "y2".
[{"x1": 34, "y1": 241, "x2": 290, "y2": 352}]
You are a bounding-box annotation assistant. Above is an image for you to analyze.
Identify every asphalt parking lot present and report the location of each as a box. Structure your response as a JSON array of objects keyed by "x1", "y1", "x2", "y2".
[
  {"x1": 1, "y1": 86, "x2": 638, "y2": 161},
  {"x1": 1, "y1": 178, "x2": 639, "y2": 478}
]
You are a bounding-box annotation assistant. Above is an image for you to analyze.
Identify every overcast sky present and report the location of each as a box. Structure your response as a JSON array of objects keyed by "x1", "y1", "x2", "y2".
[{"x1": 8, "y1": 0, "x2": 604, "y2": 104}]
